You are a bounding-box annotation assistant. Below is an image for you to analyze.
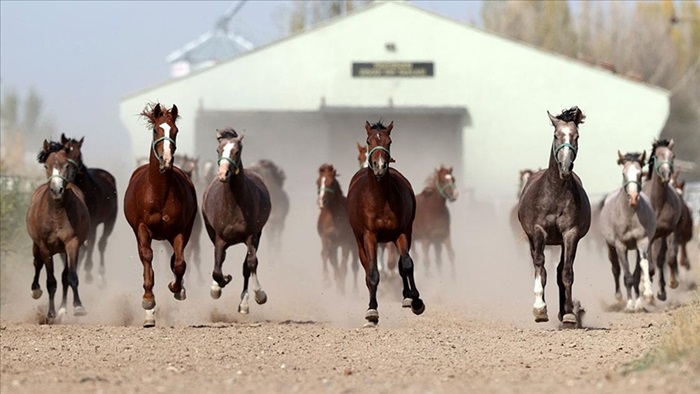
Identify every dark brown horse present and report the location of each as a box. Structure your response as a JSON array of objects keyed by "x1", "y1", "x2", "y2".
[
  {"x1": 28, "y1": 141, "x2": 91, "y2": 322},
  {"x1": 176, "y1": 154, "x2": 204, "y2": 284},
  {"x1": 202, "y1": 128, "x2": 271, "y2": 314},
  {"x1": 347, "y1": 121, "x2": 424, "y2": 327},
  {"x1": 413, "y1": 165, "x2": 458, "y2": 275},
  {"x1": 642, "y1": 139, "x2": 682, "y2": 301},
  {"x1": 248, "y1": 159, "x2": 290, "y2": 257},
  {"x1": 518, "y1": 107, "x2": 590, "y2": 327},
  {"x1": 123, "y1": 103, "x2": 198, "y2": 327},
  {"x1": 60, "y1": 134, "x2": 118, "y2": 285},
  {"x1": 316, "y1": 163, "x2": 358, "y2": 292},
  {"x1": 670, "y1": 172, "x2": 693, "y2": 272}
]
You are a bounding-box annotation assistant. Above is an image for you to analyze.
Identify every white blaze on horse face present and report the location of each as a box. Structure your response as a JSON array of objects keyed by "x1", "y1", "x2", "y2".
[
  {"x1": 220, "y1": 142, "x2": 236, "y2": 171},
  {"x1": 50, "y1": 167, "x2": 63, "y2": 194},
  {"x1": 159, "y1": 123, "x2": 172, "y2": 162},
  {"x1": 625, "y1": 165, "x2": 641, "y2": 194},
  {"x1": 533, "y1": 275, "x2": 546, "y2": 309},
  {"x1": 318, "y1": 176, "x2": 327, "y2": 208}
]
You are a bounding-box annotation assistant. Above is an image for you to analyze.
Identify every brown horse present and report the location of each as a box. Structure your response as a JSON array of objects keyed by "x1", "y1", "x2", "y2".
[
  {"x1": 176, "y1": 154, "x2": 204, "y2": 284},
  {"x1": 670, "y1": 172, "x2": 693, "y2": 271},
  {"x1": 518, "y1": 107, "x2": 590, "y2": 327},
  {"x1": 316, "y1": 163, "x2": 358, "y2": 292},
  {"x1": 642, "y1": 139, "x2": 682, "y2": 301},
  {"x1": 202, "y1": 128, "x2": 271, "y2": 314},
  {"x1": 123, "y1": 103, "x2": 198, "y2": 327},
  {"x1": 28, "y1": 141, "x2": 91, "y2": 322},
  {"x1": 248, "y1": 159, "x2": 290, "y2": 257},
  {"x1": 59, "y1": 134, "x2": 118, "y2": 285},
  {"x1": 413, "y1": 165, "x2": 458, "y2": 275},
  {"x1": 347, "y1": 121, "x2": 425, "y2": 327}
]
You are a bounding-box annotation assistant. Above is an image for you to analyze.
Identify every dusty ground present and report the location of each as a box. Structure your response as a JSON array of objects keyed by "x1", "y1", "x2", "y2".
[{"x1": 2, "y1": 181, "x2": 699, "y2": 393}]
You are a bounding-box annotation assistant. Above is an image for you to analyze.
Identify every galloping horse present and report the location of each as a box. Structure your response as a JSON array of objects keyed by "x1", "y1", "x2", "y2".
[
  {"x1": 642, "y1": 139, "x2": 682, "y2": 301},
  {"x1": 413, "y1": 165, "x2": 458, "y2": 275},
  {"x1": 28, "y1": 141, "x2": 91, "y2": 322},
  {"x1": 177, "y1": 154, "x2": 204, "y2": 284},
  {"x1": 316, "y1": 163, "x2": 358, "y2": 292},
  {"x1": 347, "y1": 121, "x2": 425, "y2": 326},
  {"x1": 518, "y1": 107, "x2": 590, "y2": 327},
  {"x1": 248, "y1": 159, "x2": 290, "y2": 257},
  {"x1": 60, "y1": 134, "x2": 118, "y2": 284},
  {"x1": 670, "y1": 171, "x2": 693, "y2": 272},
  {"x1": 123, "y1": 103, "x2": 197, "y2": 327},
  {"x1": 599, "y1": 151, "x2": 656, "y2": 312},
  {"x1": 356, "y1": 142, "x2": 397, "y2": 275},
  {"x1": 202, "y1": 128, "x2": 271, "y2": 314}
]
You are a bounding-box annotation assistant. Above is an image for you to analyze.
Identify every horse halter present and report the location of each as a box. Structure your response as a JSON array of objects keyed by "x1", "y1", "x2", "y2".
[
  {"x1": 435, "y1": 177, "x2": 456, "y2": 201},
  {"x1": 652, "y1": 155, "x2": 674, "y2": 177},
  {"x1": 623, "y1": 179, "x2": 642, "y2": 194},
  {"x1": 151, "y1": 135, "x2": 176, "y2": 163},
  {"x1": 318, "y1": 185, "x2": 335, "y2": 195},
  {"x1": 367, "y1": 146, "x2": 391, "y2": 169},
  {"x1": 552, "y1": 141, "x2": 577, "y2": 165},
  {"x1": 217, "y1": 155, "x2": 240, "y2": 175}
]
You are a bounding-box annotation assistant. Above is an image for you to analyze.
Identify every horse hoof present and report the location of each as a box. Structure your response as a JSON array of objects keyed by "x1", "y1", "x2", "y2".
[
  {"x1": 669, "y1": 280, "x2": 679, "y2": 289},
  {"x1": 174, "y1": 288, "x2": 186, "y2": 301},
  {"x1": 562, "y1": 313, "x2": 577, "y2": 325},
  {"x1": 210, "y1": 281, "x2": 222, "y2": 299},
  {"x1": 614, "y1": 292, "x2": 623, "y2": 301},
  {"x1": 624, "y1": 301, "x2": 635, "y2": 313},
  {"x1": 142, "y1": 298, "x2": 156, "y2": 310},
  {"x1": 657, "y1": 292, "x2": 667, "y2": 302},
  {"x1": 73, "y1": 306, "x2": 87, "y2": 316},
  {"x1": 362, "y1": 321, "x2": 378, "y2": 328},
  {"x1": 254, "y1": 290, "x2": 267, "y2": 305},
  {"x1": 365, "y1": 308, "x2": 379, "y2": 323},
  {"x1": 57, "y1": 307, "x2": 66, "y2": 322},
  {"x1": 238, "y1": 304, "x2": 249, "y2": 314},
  {"x1": 533, "y1": 307, "x2": 548, "y2": 322},
  {"x1": 31, "y1": 289, "x2": 43, "y2": 299},
  {"x1": 402, "y1": 298, "x2": 412, "y2": 308},
  {"x1": 143, "y1": 318, "x2": 155, "y2": 328},
  {"x1": 411, "y1": 299, "x2": 425, "y2": 315}
]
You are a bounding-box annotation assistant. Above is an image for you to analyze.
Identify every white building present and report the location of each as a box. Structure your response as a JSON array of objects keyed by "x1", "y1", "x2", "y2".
[{"x1": 119, "y1": 1, "x2": 669, "y2": 206}]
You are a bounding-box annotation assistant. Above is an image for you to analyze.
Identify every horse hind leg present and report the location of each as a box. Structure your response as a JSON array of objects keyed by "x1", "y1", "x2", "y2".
[
  {"x1": 83, "y1": 226, "x2": 98, "y2": 284},
  {"x1": 396, "y1": 235, "x2": 425, "y2": 316},
  {"x1": 653, "y1": 238, "x2": 669, "y2": 301},
  {"x1": 45, "y1": 256, "x2": 58, "y2": 323},
  {"x1": 613, "y1": 244, "x2": 635, "y2": 313},
  {"x1": 136, "y1": 225, "x2": 156, "y2": 327},
  {"x1": 558, "y1": 234, "x2": 581, "y2": 328},
  {"x1": 210, "y1": 240, "x2": 233, "y2": 299},
  {"x1": 167, "y1": 234, "x2": 188, "y2": 302},
  {"x1": 65, "y1": 240, "x2": 86, "y2": 316},
  {"x1": 30, "y1": 244, "x2": 44, "y2": 299},
  {"x1": 607, "y1": 244, "x2": 622, "y2": 301},
  {"x1": 238, "y1": 233, "x2": 266, "y2": 314},
  {"x1": 637, "y1": 239, "x2": 654, "y2": 305},
  {"x1": 97, "y1": 218, "x2": 117, "y2": 284},
  {"x1": 666, "y1": 235, "x2": 679, "y2": 290},
  {"x1": 359, "y1": 234, "x2": 380, "y2": 327}
]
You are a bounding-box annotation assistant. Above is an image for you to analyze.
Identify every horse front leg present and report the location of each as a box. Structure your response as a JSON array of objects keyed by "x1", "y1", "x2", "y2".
[
  {"x1": 136, "y1": 224, "x2": 156, "y2": 327},
  {"x1": 98, "y1": 218, "x2": 116, "y2": 284},
  {"x1": 210, "y1": 238, "x2": 232, "y2": 299},
  {"x1": 167, "y1": 234, "x2": 187, "y2": 302},
  {"x1": 637, "y1": 238, "x2": 654, "y2": 305},
  {"x1": 31, "y1": 244, "x2": 44, "y2": 299},
  {"x1": 65, "y1": 238, "x2": 86, "y2": 316},
  {"x1": 613, "y1": 242, "x2": 635, "y2": 312},
  {"x1": 445, "y1": 236, "x2": 456, "y2": 277},
  {"x1": 559, "y1": 232, "x2": 580, "y2": 327},
  {"x1": 653, "y1": 237, "x2": 668, "y2": 301},
  {"x1": 360, "y1": 232, "x2": 379, "y2": 326},
  {"x1": 665, "y1": 234, "x2": 679, "y2": 290},
  {"x1": 238, "y1": 232, "x2": 267, "y2": 314},
  {"x1": 396, "y1": 234, "x2": 425, "y2": 316},
  {"x1": 45, "y1": 255, "x2": 58, "y2": 323},
  {"x1": 606, "y1": 244, "x2": 622, "y2": 301},
  {"x1": 529, "y1": 227, "x2": 548, "y2": 322}
]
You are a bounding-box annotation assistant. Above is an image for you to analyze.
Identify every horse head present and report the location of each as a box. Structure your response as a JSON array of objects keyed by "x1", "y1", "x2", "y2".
[
  {"x1": 548, "y1": 107, "x2": 585, "y2": 180},
  {"x1": 60, "y1": 133, "x2": 85, "y2": 172},
  {"x1": 215, "y1": 127, "x2": 244, "y2": 182},
  {"x1": 648, "y1": 139, "x2": 675, "y2": 184},
  {"x1": 356, "y1": 142, "x2": 368, "y2": 169},
  {"x1": 179, "y1": 154, "x2": 199, "y2": 180},
  {"x1": 434, "y1": 165, "x2": 458, "y2": 202},
  {"x1": 141, "y1": 103, "x2": 179, "y2": 172},
  {"x1": 41, "y1": 139, "x2": 77, "y2": 200},
  {"x1": 617, "y1": 150, "x2": 646, "y2": 207},
  {"x1": 317, "y1": 163, "x2": 338, "y2": 209},
  {"x1": 364, "y1": 120, "x2": 394, "y2": 178}
]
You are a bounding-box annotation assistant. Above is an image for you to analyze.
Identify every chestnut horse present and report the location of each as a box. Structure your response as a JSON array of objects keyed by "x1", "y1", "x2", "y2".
[
  {"x1": 642, "y1": 139, "x2": 682, "y2": 301},
  {"x1": 347, "y1": 121, "x2": 425, "y2": 327},
  {"x1": 518, "y1": 107, "x2": 591, "y2": 327},
  {"x1": 123, "y1": 103, "x2": 197, "y2": 327},
  {"x1": 28, "y1": 141, "x2": 91, "y2": 322},
  {"x1": 202, "y1": 128, "x2": 271, "y2": 314},
  {"x1": 248, "y1": 159, "x2": 290, "y2": 258},
  {"x1": 316, "y1": 163, "x2": 358, "y2": 293},
  {"x1": 59, "y1": 134, "x2": 118, "y2": 285},
  {"x1": 413, "y1": 165, "x2": 458, "y2": 275}
]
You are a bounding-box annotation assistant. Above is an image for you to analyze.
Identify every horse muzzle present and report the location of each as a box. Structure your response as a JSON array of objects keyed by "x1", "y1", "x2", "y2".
[{"x1": 628, "y1": 192, "x2": 640, "y2": 207}]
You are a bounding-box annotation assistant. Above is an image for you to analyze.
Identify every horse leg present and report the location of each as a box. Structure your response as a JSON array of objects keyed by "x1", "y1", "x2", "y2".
[
  {"x1": 614, "y1": 243, "x2": 635, "y2": 312},
  {"x1": 529, "y1": 227, "x2": 548, "y2": 322},
  {"x1": 167, "y1": 234, "x2": 188, "y2": 301},
  {"x1": 637, "y1": 238, "x2": 654, "y2": 305},
  {"x1": 360, "y1": 233, "x2": 380, "y2": 326},
  {"x1": 45, "y1": 255, "x2": 58, "y2": 323},
  {"x1": 445, "y1": 236, "x2": 456, "y2": 277},
  {"x1": 59, "y1": 254, "x2": 69, "y2": 319},
  {"x1": 558, "y1": 233, "x2": 580, "y2": 326},
  {"x1": 98, "y1": 216, "x2": 117, "y2": 284},
  {"x1": 606, "y1": 243, "x2": 622, "y2": 301},
  {"x1": 31, "y1": 244, "x2": 44, "y2": 299},
  {"x1": 419, "y1": 239, "x2": 430, "y2": 272},
  {"x1": 665, "y1": 234, "x2": 679, "y2": 290},
  {"x1": 434, "y1": 241, "x2": 444, "y2": 274},
  {"x1": 210, "y1": 239, "x2": 232, "y2": 299},
  {"x1": 654, "y1": 237, "x2": 668, "y2": 301},
  {"x1": 136, "y1": 224, "x2": 156, "y2": 327},
  {"x1": 396, "y1": 234, "x2": 424, "y2": 315},
  {"x1": 351, "y1": 247, "x2": 360, "y2": 294},
  {"x1": 83, "y1": 226, "x2": 97, "y2": 284},
  {"x1": 65, "y1": 238, "x2": 86, "y2": 316},
  {"x1": 320, "y1": 237, "x2": 331, "y2": 287},
  {"x1": 337, "y1": 243, "x2": 349, "y2": 295},
  {"x1": 386, "y1": 243, "x2": 398, "y2": 277},
  {"x1": 329, "y1": 242, "x2": 343, "y2": 294},
  {"x1": 238, "y1": 232, "x2": 266, "y2": 314},
  {"x1": 679, "y1": 241, "x2": 690, "y2": 270}
]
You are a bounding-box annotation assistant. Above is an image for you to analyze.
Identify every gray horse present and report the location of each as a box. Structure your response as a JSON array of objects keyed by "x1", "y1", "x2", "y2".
[
  {"x1": 600, "y1": 151, "x2": 656, "y2": 312},
  {"x1": 518, "y1": 107, "x2": 591, "y2": 327},
  {"x1": 642, "y1": 139, "x2": 682, "y2": 301}
]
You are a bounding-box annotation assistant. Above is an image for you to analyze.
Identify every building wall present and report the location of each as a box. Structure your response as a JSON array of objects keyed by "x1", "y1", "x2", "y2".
[{"x1": 120, "y1": 1, "x2": 669, "y2": 202}]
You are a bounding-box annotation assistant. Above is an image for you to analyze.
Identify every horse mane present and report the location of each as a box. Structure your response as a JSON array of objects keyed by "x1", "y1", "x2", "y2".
[
  {"x1": 251, "y1": 159, "x2": 286, "y2": 185},
  {"x1": 217, "y1": 127, "x2": 238, "y2": 140},
  {"x1": 37, "y1": 140, "x2": 65, "y2": 164},
  {"x1": 423, "y1": 169, "x2": 441, "y2": 191},
  {"x1": 618, "y1": 152, "x2": 645, "y2": 166},
  {"x1": 139, "y1": 102, "x2": 179, "y2": 127},
  {"x1": 369, "y1": 120, "x2": 387, "y2": 130},
  {"x1": 555, "y1": 107, "x2": 586, "y2": 125},
  {"x1": 647, "y1": 139, "x2": 672, "y2": 180}
]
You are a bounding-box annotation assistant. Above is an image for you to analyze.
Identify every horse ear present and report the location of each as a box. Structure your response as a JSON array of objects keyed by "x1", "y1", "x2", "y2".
[
  {"x1": 171, "y1": 104, "x2": 179, "y2": 120},
  {"x1": 547, "y1": 111, "x2": 558, "y2": 126},
  {"x1": 78, "y1": 136, "x2": 85, "y2": 147},
  {"x1": 574, "y1": 107, "x2": 585, "y2": 125},
  {"x1": 386, "y1": 121, "x2": 394, "y2": 134},
  {"x1": 153, "y1": 103, "x2": 162, "y2": 118},
  {"x1": 449, "y1": 166, "x2": 453, "y2": 173},
  {"x1": 60, "y1": 133, "x2": 68, "y2": 144},
  {"x1": 365, "y1": 121, "x2": 372, "y2": 133},
  {"x1": 668, "y1": 139, "x2": 674, "y2": 149},
  {"x1": 43, "y1": 139, "x2": 50, "y2": 152},
  {"x1": 357, "y1": 142, "x2": 363, "y2": 151},
  {"x1": 238, "y1": 132, "x2": 245, "y2": 141},
  {"x1": 617, "y1": 150, "x2": 625, "y2": 165},
  {"x1": 216, "y1": 129, "x2": 223, "y2": 139},
  {"x1": 640, "y1": 150, "x2": 646, "y2": 165}
]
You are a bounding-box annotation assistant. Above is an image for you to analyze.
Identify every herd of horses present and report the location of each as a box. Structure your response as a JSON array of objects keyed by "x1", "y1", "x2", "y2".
[{"x1": 23, "y1": 102, "x2": 695, "y2": 329}]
